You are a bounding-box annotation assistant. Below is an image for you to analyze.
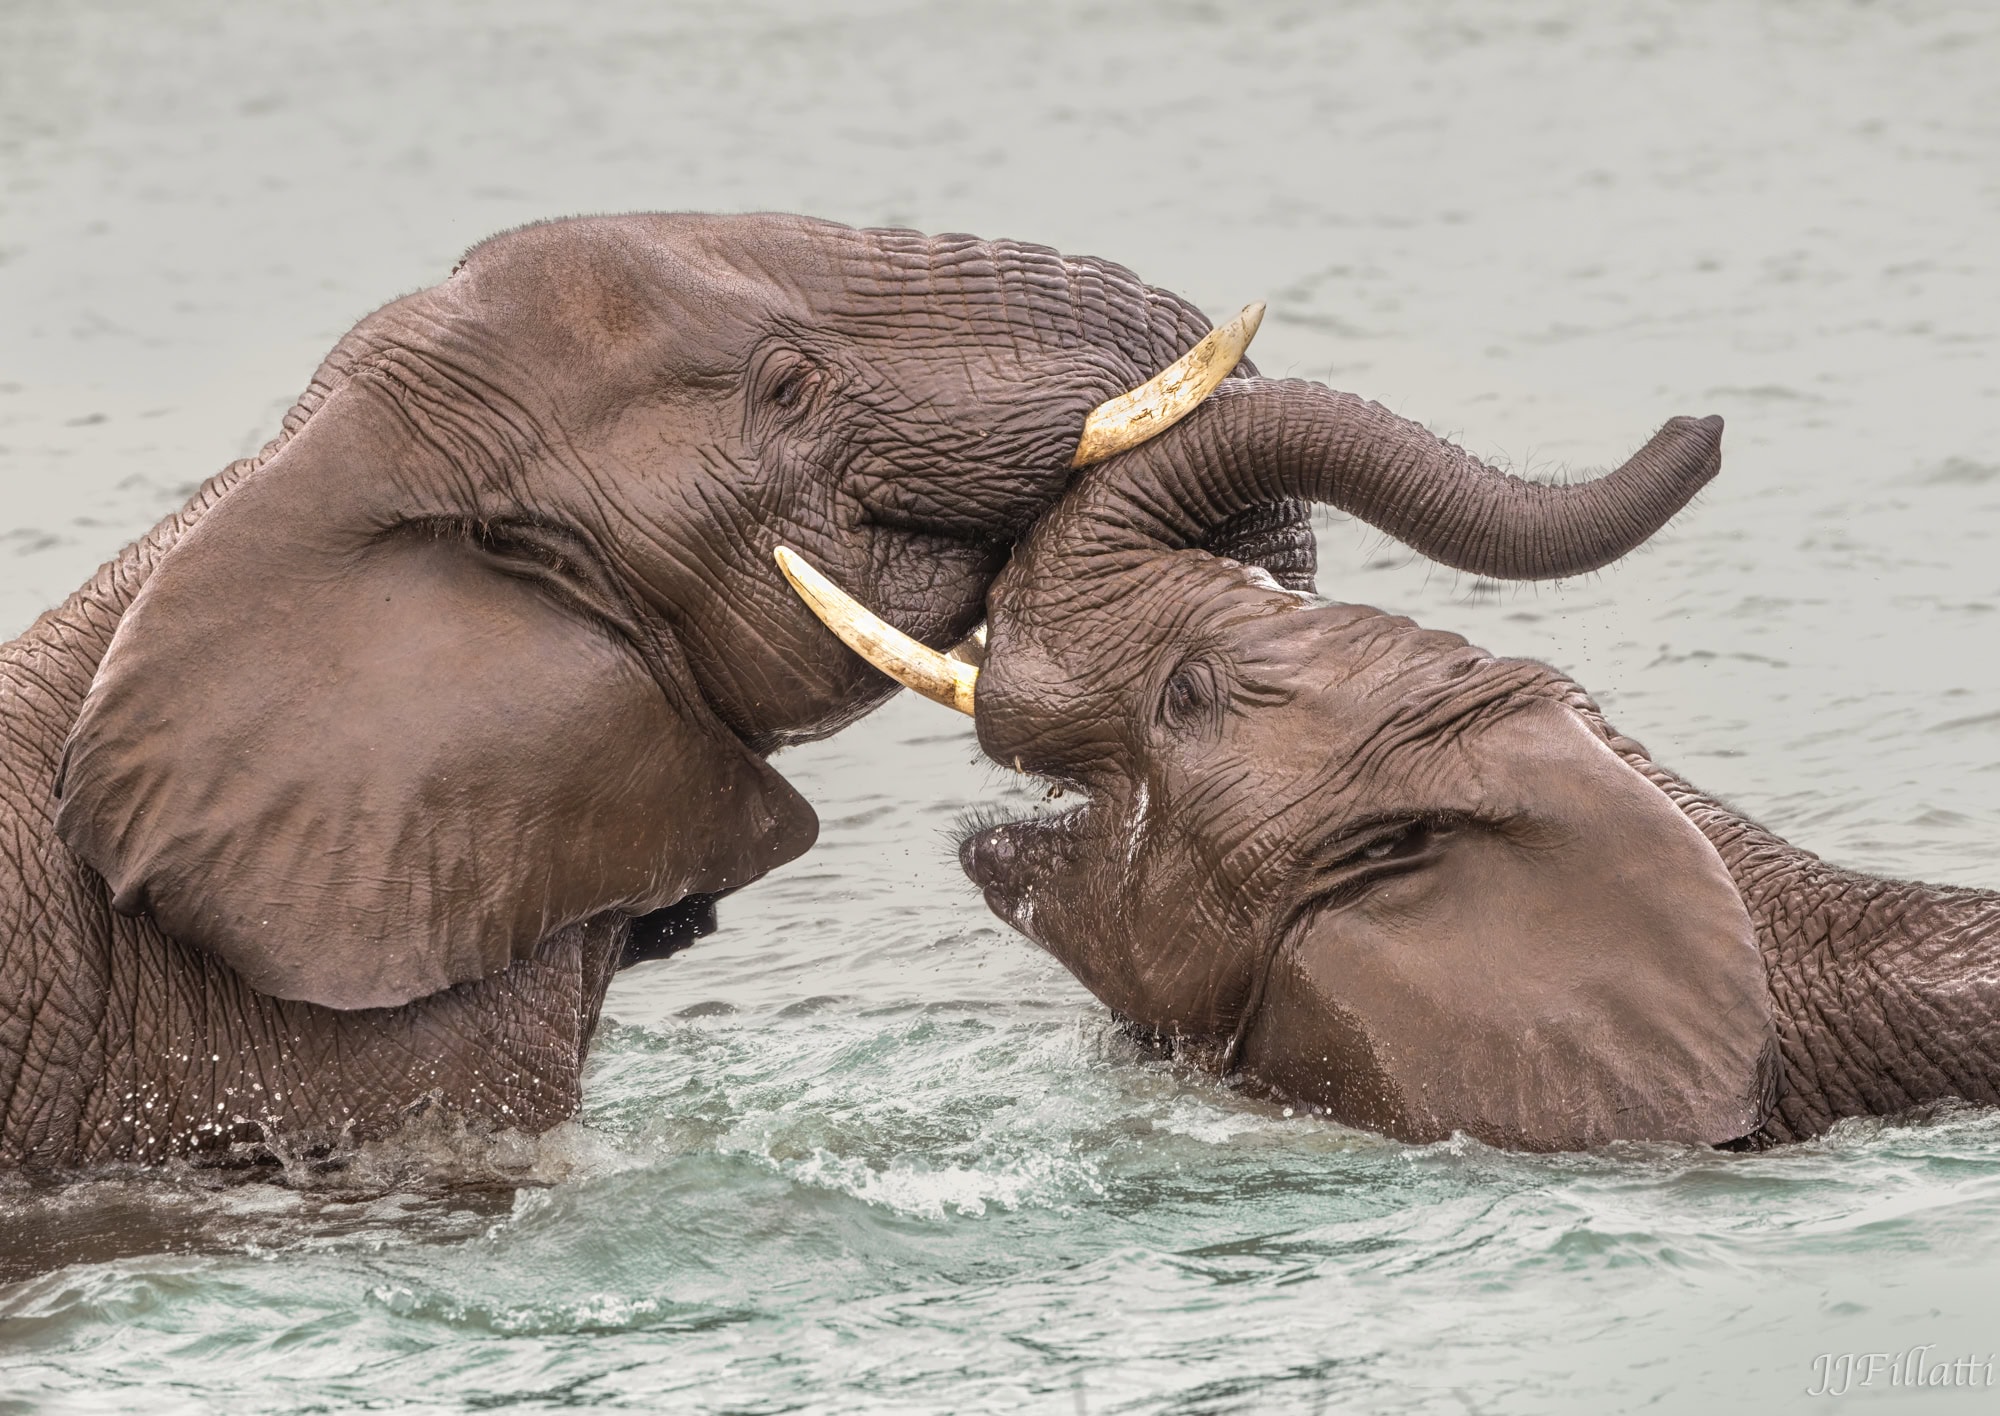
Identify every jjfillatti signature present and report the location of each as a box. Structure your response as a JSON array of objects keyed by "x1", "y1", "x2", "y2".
[{"x1": 1808, "y1": 1348, "x2": 1996, "y2": 1397}]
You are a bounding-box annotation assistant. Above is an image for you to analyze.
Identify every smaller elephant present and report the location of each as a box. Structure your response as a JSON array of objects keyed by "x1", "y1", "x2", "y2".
[{"x1": 788, "y1": 383, "x2": 2000, "y2": 1151}]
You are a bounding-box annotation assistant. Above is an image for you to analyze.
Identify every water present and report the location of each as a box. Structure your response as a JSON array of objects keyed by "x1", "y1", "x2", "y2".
[{"x1": 3, "y1": 0, "x2": 1998, "y2": 1409}]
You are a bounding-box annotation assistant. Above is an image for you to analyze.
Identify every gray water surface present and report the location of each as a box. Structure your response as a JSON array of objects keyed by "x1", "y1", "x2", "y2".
[{"x1": 3, "y1": 1, "x2": 1999, "y2": 1411}]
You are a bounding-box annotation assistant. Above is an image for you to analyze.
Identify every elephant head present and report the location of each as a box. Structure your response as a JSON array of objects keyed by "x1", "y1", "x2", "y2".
[
  {"x1": 786, "y1": 378, "x2": 1778, "y2": 1151},
  {"x1": 50, "y1": 214, "x2": 1300, "y2": 1013}
]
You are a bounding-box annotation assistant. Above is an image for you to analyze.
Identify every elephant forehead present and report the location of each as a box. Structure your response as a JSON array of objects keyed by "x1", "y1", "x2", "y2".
[
  {"x1": 1261, "y1": 602, "x2": 1474, "y2": 674},
  {"x1": 1003, "y1": 555, "x2": 1303, "y2": 674},
  {"x1": 1208, "y1": 656, "x2": 1570, "y2": 841},
  {"x1": 1203, "y1": 611, "x2": 1472, "y2": 748},
  {"x1": 460, "y1": 225, "x2": 788, "y2": 364},
  {"x1": 464, "y1": 211, "x2": 850, "y2": 288},
  {"x1": 1250, "y1": 611, "x2": 1510, "y2": 721}
]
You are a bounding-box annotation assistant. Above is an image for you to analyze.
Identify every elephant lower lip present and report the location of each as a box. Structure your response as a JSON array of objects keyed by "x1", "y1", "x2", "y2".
[
  {"x1": 959, "y1": 820, "x2": 1055, "y2": 947},
  {"x1": 958, "y1": 822, "x2": 1025, "y2": 891},
  {"x1": 956, "y1": 807, "x2": 1084, "y2": 894}
]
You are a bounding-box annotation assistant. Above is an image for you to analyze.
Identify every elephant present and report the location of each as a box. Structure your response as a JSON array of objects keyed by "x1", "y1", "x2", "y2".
[
  {"x1": 779, "y1": 379, "x2": 1989, "y2": 1152},
  {"x1": 0, "y1": 213, "x2": 1337, "y2": 1171}
]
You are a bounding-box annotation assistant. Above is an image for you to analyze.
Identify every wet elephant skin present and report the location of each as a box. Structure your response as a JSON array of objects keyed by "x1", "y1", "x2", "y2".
[{"x1": 962, "y1": 392, "x2": 2000, "y2": 1149}]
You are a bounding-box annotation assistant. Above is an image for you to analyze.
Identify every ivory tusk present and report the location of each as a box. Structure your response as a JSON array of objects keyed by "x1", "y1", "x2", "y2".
[
  {"x1": 1071, "y1": 301, "x2": 1265, "y2": 469},
  {"x1": 775, "y1": 546, "x2": 977, "y2": 716},
  {"x1": 946, "y1": 623, "x2": 987, "y2": 670}
]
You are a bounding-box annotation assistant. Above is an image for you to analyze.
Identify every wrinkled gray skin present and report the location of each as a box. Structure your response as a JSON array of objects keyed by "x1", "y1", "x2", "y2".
[
  {"x1": 1, "y1": 213, "x2": 1334, "y2": 1170},
  {"x1": 962, "y1": 385, "x2": 1996, "y2": 1150}
]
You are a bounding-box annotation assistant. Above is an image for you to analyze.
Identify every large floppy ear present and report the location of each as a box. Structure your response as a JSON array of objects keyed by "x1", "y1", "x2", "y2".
[
  {"x1": 1253, "y1": 698, "x2": 1775, "y2": 1149},
  {"x1": 56, "y1": 378, "x2": 815, "y2": 1011}
]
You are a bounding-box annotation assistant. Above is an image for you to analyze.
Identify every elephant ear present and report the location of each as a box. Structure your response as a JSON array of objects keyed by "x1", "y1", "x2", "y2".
[
  {"x1": 55, "y1": 379, "x2": 816, "y2": 1011},
  {"x1": 1261, "y1": 699, "x2": 1776, "y2": 1149}
]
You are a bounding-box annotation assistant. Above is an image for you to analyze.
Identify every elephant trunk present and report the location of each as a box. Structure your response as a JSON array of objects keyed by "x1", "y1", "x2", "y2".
[
  {"x1": 772, "y1": 378, "x2": 1719, "y2": 718},
  {"x1": 1037, "y1": 378, "x2": 1721, "y2": 583}
]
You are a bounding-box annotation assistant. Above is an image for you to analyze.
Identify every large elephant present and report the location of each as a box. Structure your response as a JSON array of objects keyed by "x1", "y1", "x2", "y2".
[
  {"x1": 781, "y1": 379, "x2": 1966, "y2": 1151},
  {"x1": 0, "y1": 213, "x2": 1320, "y2": 1170}
]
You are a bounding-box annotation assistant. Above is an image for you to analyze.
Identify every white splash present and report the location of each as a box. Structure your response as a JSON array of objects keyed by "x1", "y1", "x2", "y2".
[
  {"x1": 786, "y1": 1148, "x2": 1085, "y2": 1220},
  {"x1": 1125, "y1": 781, "x2": 1150, "y2": 867}
]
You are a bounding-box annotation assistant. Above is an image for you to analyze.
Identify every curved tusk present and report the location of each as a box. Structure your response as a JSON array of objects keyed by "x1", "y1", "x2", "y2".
[
  {"x1": 775, "y1": 546, "x2": 977, "y2": 716},
  {"x1": 1071, "y1": 301, "x2": 1265, "y2": 469},
  {"x1": 946, "y1": 623, "x2": 987, "y2": 670}
]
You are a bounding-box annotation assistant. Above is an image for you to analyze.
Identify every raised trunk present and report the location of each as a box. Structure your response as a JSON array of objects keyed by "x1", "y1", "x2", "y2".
[{"x1": 1035, "y1": 378, "x2": 1721, "y2": 584}]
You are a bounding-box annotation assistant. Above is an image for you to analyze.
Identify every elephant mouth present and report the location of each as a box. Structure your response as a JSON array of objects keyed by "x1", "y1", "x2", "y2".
[{"x1": 956, "y1": 801, "x2": 1092, "y2": 939}]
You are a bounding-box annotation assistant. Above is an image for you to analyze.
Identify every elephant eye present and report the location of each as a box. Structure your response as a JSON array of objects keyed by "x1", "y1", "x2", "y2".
[
  {"x1": 1358, "y1": 821, "x2": 1435, "y2": 863},
  {"x1": 771, "y1": 366, "x2": 809, "y2": 407},
  {"x1": 1157, "y1": 658, "x2": 1224, "y2": 737},
  {"x1": 758, "y1": 350, "x2": 824, "y2": 416},
  {"x1": 1295, "y1": 816, "x2": 1463, "y2": 919}
]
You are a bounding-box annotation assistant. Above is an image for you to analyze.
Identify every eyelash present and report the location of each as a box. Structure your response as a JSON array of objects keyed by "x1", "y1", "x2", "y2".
[
  {"x1": 762, "y1": 354, "x2": 822, "y2": 415},
  {"x1": 770, "y1": 365, "x2": 810, "y2": 407},
  {"x1": 1328, "y1": 818, "x2": 1461, "y2": 889},
  {"x1": 1156, "y1": 657, "x2": 1225, "y2": 737}
]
